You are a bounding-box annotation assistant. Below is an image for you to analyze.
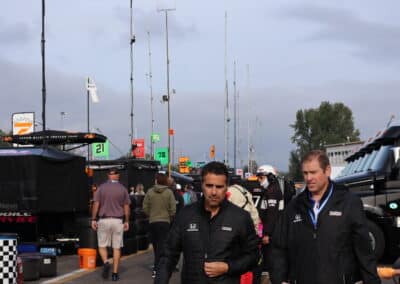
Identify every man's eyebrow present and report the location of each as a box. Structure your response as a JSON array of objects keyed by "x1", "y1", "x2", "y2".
[{"x1": 205, "y1": 183, "x2": 225, "y2": 188}]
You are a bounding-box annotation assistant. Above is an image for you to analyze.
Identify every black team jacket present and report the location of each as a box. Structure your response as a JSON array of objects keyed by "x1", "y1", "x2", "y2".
[
  {"x1": 271, "y1": 182, "x2": 381, "y2": 284},
  {"x1": 155, "y1": 197, "x2": 259, "y2": 284}
]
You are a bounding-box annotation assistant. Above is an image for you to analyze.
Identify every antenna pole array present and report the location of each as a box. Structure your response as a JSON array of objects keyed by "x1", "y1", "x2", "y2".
[{"x1": 129, "y1": 0, "x2": 136, "y2": 154}]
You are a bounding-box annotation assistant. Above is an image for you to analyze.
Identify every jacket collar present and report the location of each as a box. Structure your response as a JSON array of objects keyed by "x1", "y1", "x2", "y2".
[
  {"x1": 198, "y1": 196, "x2": 229, "y2": 219},
  {"x1": 307, "y1": 180, "x2": 333, "y2": 207},
  {"x1": 298, "y1": 180, "x2": 333, "y2": 209},
  {"x1": 297, "y1": 181, "x2": 347, "y2": 211}
]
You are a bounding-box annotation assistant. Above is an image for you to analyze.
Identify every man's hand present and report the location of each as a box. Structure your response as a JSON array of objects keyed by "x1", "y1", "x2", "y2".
[
  {"x1": 262, "y1": 235, "x2": 270, "y2": 245},
  {"x1": 204, "y1": 262, "x2": 229, "y2": 278},
  {"x1": 91, "y1": 220, "x2": 97, "y2": 231},
  {"x1": 123, "y1": 222, "x2": 129, "y2": 232}
]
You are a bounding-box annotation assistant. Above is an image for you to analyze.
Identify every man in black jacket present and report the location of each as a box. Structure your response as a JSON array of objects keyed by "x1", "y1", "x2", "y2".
[
  {"x1": 271, "y1": 150, "x2": 380, "y2": 284},
  {"x1": 156, "y1": 161, "x2": 259, "y2": 284}
]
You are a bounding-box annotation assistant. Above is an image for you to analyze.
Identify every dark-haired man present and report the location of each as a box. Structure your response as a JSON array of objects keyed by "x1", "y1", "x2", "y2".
[
  {"x1": 271, "y1": 150, "x2": 380, "y2": 284},
  {"x1": 91, "y1": 168, "x2": 131, "y2": 282},
  {"x1": 156, "y1": 161, "x2": 258, "y2": 284}
]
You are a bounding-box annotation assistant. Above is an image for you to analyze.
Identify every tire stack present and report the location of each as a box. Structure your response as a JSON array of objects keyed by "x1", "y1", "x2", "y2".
[{"x1": 134, "y1": 195, "x2": 150, "y2": 250}]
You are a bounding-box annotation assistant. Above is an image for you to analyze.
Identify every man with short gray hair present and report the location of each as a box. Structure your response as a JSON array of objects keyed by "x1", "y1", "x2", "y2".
[
  {"x1": 91, "y1": 168, "x2": 130, "y2": 282},
  {"x1": 271, "y1": 150, "x2": 380, "y2": 284}
]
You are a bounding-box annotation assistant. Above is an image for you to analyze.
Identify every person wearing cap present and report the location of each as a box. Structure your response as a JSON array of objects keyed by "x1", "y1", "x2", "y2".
[
  {"x1": 256, "y1": 164, "x2": 284, "y2": 284},
  {"x1": 91, "y1": 168, "x2": 131, "y2": 282}
]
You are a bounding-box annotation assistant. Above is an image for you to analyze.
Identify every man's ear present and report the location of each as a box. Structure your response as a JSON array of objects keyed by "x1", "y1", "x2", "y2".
[{"x1": 324, "y1": 165, "x2": 332, "y2": 177}]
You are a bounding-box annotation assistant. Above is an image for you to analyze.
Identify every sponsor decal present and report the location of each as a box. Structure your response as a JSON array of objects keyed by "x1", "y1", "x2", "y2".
[
  {"x1": 221, "y1": 226, "x2": 232, "y2": 232},
  {"x1": 293, "y1": 214, "x2": 303, "y2": 223},
  {"x1": 186, "y1": 223, "x2": 199, "y2": 232},
  {"x1": 329, "y1": 211, "x2": 342, "y2": 217},
  {"x1": 260, "y1": 200, "x2": 268, "y2": 210},
  {"x1": 278, "y1": 200, "x2": 284, "y2": 210},
  {"x1": 0, "y1": 212, "x2": 37, "y2": 223}
]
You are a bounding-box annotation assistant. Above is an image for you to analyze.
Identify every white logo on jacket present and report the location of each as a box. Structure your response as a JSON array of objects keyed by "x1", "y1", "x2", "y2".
[
  {"x1": 221, "y1": 226, "x2": 232, "y2": 232},
  {"x1": 187, "y1": 223, "x2": 199, "y2": 232},
  {"x1": 329, "y1": 211, "x2": 342, "y2": 216},
  {"x1": 260, "y1": 200, "x2": 268, "y2": 209},
  {"x1": 267, "y1": 199, "x2": 277, "y2": 207},
  {"x1": 293, "y1": 214, "x2": 303, "y2": 223}
]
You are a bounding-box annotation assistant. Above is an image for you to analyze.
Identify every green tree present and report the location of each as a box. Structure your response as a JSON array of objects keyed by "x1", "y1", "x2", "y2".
[{"x1": 288, "y1": 101, "x2": 360, "y2": 180}]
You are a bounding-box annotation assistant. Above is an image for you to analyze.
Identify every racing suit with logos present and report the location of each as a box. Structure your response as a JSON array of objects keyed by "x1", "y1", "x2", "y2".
[
  {"x1": 257, "y1": 181, "x2": 284, "y2": 272},
  {"x1": 271, "y1": 182, "x2": 381, "y2": 284}
]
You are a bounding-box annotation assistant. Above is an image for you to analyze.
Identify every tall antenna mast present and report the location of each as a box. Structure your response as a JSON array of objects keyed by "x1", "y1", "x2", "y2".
[
  {"x1": 224, "y1": 11, "x2": 230, "y2": 166},
  {"x1": 246, "y1": 64, "x2": 252, "y2": 174},
  {"x1": 129, "y1": 0, "x2": 136, "y2": 153},
  {"x1": 158, "y1": 6, "x2": 176, "y2": 177},
  {"x1": 147, "y1": 31, "x2": 155, "y2": 159},
  {"x1": 237, "y1": 87, "x2": 241, "y2": 168},
  {"x1": 41, "y1": 0, "x2": 47, "y2": 131},
  {"x1": 233, "y1": 60, "x2": 237, "y2": 170}
]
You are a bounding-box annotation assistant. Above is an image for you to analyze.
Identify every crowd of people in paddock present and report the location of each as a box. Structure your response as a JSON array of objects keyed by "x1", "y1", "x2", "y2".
[{"x1": 91, "y1": 150, "x2": 385, "y2": 284}]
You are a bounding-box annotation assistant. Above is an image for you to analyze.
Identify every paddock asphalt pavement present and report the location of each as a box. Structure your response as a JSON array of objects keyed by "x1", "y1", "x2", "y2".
[
  {"x1": 29, "y1": 248, "x2": 180, "y2": 284},
  {"x1": 28, "y1": 248, "x2": 393, "y2": 284}
]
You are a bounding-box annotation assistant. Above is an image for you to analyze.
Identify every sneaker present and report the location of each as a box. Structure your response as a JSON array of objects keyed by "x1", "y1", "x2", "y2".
[
  {"x1": 102, "y1": 262, "x2": 110, "y2": 279},
  {"x1": 151, "y1": 270, "x2": 156, "y2": 278},
  {"x1": 112, "y1": 273, "x2": 120, "y2": 281}
]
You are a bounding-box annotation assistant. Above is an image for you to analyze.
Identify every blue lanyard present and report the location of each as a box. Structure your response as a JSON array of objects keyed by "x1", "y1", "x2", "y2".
[{"x1": 308, "y1": 185, "x2": 333, "y2": 229}]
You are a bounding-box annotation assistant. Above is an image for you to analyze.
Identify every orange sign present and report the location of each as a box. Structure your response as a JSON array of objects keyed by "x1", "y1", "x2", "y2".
[
  {"x1": 179, "y1": 156, "x2": 190, "y2": 174},
  {"x1": 169, "y1": 128, "x2": 175, "y2": 136},
  {"x1": 210, "y1": 145, "x2": 215, "y2": 159}
]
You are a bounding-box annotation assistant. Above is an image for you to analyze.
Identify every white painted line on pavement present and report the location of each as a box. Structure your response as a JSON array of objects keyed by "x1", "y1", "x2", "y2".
[{"x1": 41, "y1": 247, "x2": 153, "y2": 283}]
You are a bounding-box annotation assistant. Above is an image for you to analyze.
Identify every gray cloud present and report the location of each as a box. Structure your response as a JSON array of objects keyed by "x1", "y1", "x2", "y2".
[
  {"x1": 0, "y1": 20, "x2": 35, "y2": 46},
  {"x1": 1, "y1": 57, "x2": 399, "y2": 172},
  {"x1": 282, "y1": 4, "x2": 400, "y2": 64}
]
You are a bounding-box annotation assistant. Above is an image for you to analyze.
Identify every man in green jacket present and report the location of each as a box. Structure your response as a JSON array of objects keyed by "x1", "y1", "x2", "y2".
[{"x1": 143, "y1": 172, "x2": 176, "y2": 278}]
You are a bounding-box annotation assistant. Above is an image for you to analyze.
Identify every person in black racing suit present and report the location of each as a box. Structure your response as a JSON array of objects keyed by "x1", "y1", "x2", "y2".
[{"x1": 256, "y1": 164, "x2": 284, "y2": 284}]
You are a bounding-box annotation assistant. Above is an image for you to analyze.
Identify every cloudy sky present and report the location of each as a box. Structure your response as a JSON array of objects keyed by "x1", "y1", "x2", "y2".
[{"x1": 1, "y1": 0, "x2": 400, "y2": 171}]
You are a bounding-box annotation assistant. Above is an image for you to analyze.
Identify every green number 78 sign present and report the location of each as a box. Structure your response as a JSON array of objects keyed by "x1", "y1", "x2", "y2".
[{"x1": 155, "y1": 147, "x2": 169, "y2": 166}]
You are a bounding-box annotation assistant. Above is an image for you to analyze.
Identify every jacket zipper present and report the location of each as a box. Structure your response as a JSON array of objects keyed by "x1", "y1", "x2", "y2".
[{"x1": 204, "y1": 218, "x2": 212, "y2": 261}]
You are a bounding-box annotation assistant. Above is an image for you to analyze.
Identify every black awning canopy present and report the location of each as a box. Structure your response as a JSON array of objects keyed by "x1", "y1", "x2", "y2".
[{"x1": 1, "y1": 130, "x2": 107, "y2": 145}]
